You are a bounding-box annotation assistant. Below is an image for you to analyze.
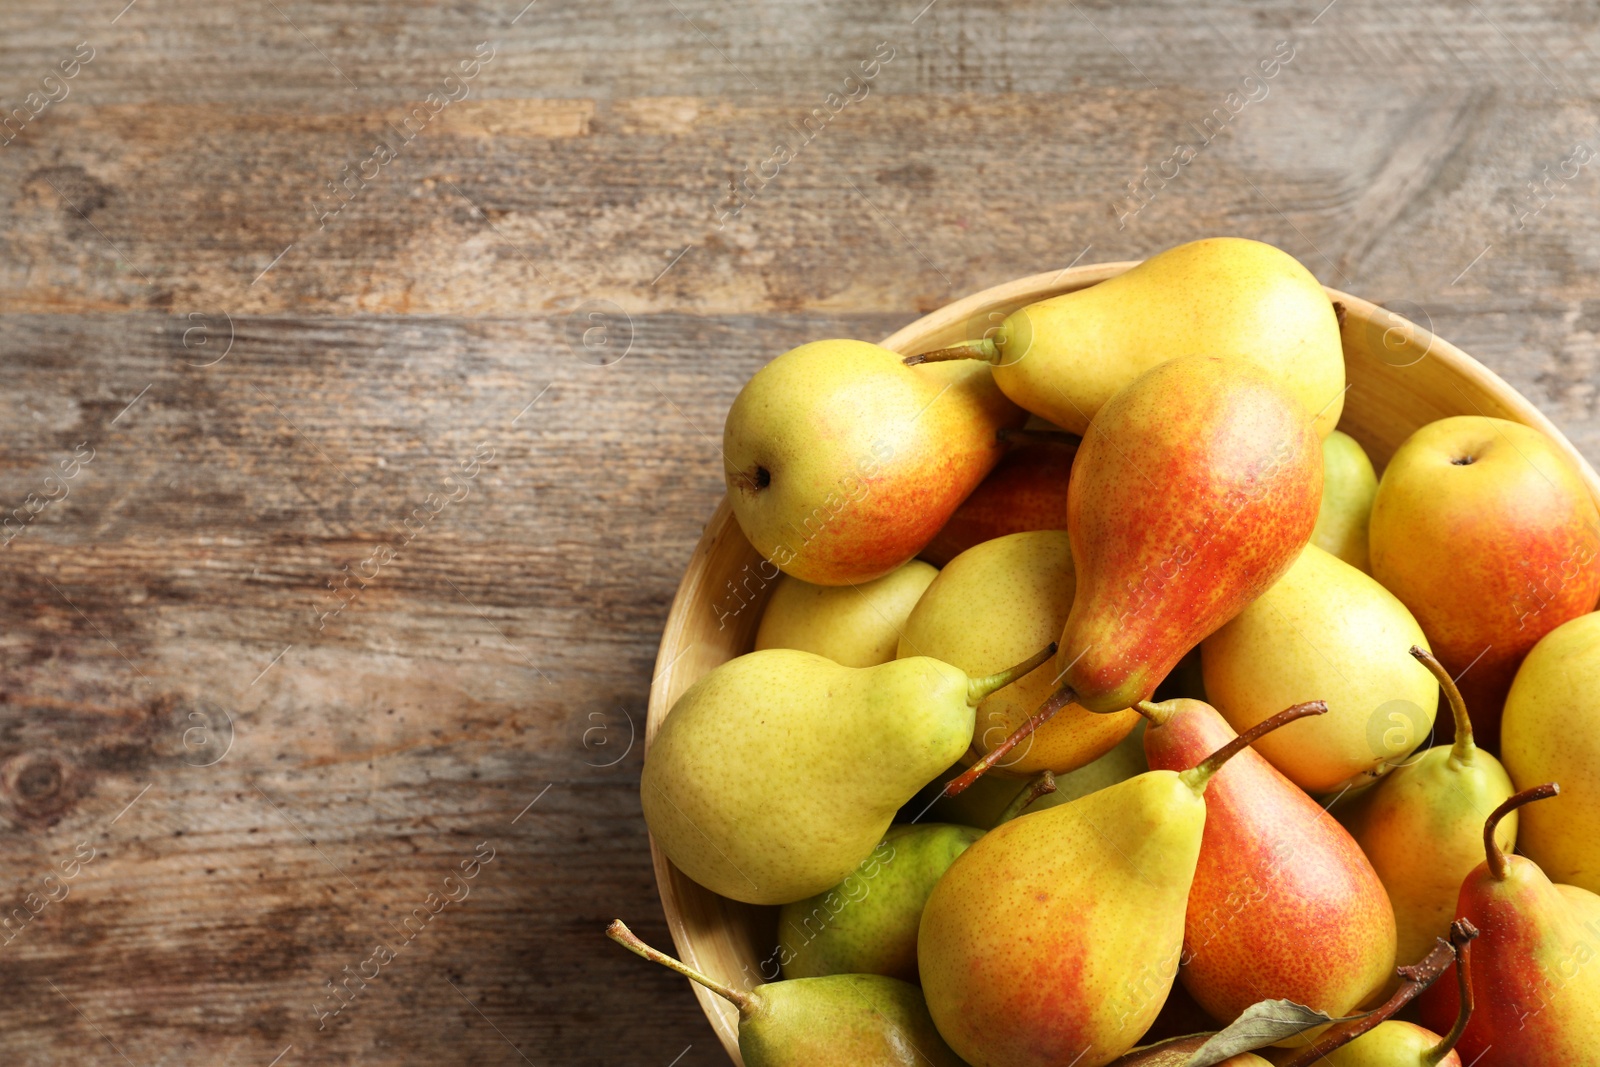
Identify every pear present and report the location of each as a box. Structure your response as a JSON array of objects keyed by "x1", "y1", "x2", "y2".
[
  {"x1": 1368, "y1": 415, "x2": 1600, "y2": 749},
  {"x1": 607, "y1": 921, "x2": 966, "y2": 1067},
  {"x1": 1415, "y1": 785, "x2": 1600, "y2": 1065},
  {"x1": 1339, "y1": 647, "x2": 1517, "y2": 972},
  {"x1": 917, "y1": 701, "x2": 1327, "y2": 1067},
  {"x1": 908, "y1": 237, "x2": 1345, "y2": 437},
  {"x1": 1317, "y1": 1023, "x2": 1463, "y2": 1067},
  {"x1": 642, "y1": 645, "x2": 1052, "y2": 904},
  {"x1": 1313, "y1": 430, "x2": 1379, "y2": 571},
  {"x1": 899, "y1": 531, "x2": 1141, "y2": 775},
  {"x1": 724, "y1": 339, "x2": 1025, "y2": 586},
  {"x1": 1202, "y1": 544, "x2": 1438, "y2": 794},
  {"x1": 755, "y1": 561, "x2": 938, "y2": 668},
  {"x1": 1050, "y1": 353, "x2": 1322, "y2": 715},
  {"x1": 1282, "y1": 919, "x2": 1479, "y2": 1067},
  {"x1": 1142, "y1": 698, "x2": 1396, "y2": 1026},
  {"x1": 1501, "y1": 610, "x2": 1600, "y2": 895},
  {"x1": 919, "y1": 434, "x2": 1077, "y2": 566},
  {"x1": 775, "y1": 823, "x2": 982, "y2": 981}
]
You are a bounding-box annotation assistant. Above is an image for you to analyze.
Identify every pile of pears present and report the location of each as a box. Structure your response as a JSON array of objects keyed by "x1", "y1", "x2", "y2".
[{"x1": 616, "y1": 238, "x2": 1600, "y2": 1067}]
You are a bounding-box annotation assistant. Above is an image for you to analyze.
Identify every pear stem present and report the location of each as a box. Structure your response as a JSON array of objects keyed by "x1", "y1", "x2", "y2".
[
  {"x1": 943, "y1": 682, "x2": 1077, "y2": 797},
  {"x1": 1425, "y1": 925, "x2": 1477, "y2": 1066},
  {"x1": 1410, "y1": 645, "x2": 1475, "y2": 763},
  {"x1": 995, "y1": 771, "x2": 1058, "y2": 825},
  {"x1": 1178, "y1": 700, "x2": 1327, "y2": 794},
  {"x1": 903, "y1": 338, "x2": 999, "y2": 367},
  {"x1": 607, "y1": 920, "x2": 755, "y2": 1014},
  {"x1": 1134, "y1": 700, "x2": 1177, "y2": 727},
  {"x1": 1281, "y1": 920, "x2": 1479, "y2": 1067},
  {"x1": 967, "y1": 643, "x2": 1057, "y2": 705},
  {"x1": 1486, "y1": 783, "x2": 1559, "y2": 880}
]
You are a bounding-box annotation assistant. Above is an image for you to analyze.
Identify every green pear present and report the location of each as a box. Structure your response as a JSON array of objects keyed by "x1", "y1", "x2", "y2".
[
  {"x1": 607, "y1": 921, "x2": 966, "y2": 1067},
  {"x1": 755, "y1": 561, "x2": 938, "y2": 668},
  {"x1": 899, "y1": 531, "x2": 1140, "y2": 775},
  {"x1": 724, "y1": 339, "x2": 1024, "y2": 586},
  {"x1": 917, "y1": 702, "x2": 1326, "y2": 1067},
  {"x1": 1338, "y1": 647, "x2": 1516, "y2": 972},
  {"x1": 1501, "y1": 610, "x2": 1600, "y2": 894},
  {"x1": 909, "y1": 237, "x2": 1345, "y2": 437},
  {"x1": 1203, "y1": 544, "x2": 1439, "y2": 794},
  {"x1": 775, "y1": 824, "x2": 982, "y2": 981},
  {"x1": 1313, "y1": 430, "x2": 1379, "y2": 571},
  {"x1": 642, "y1": 645, "x2": 1052, "y2": 904}
]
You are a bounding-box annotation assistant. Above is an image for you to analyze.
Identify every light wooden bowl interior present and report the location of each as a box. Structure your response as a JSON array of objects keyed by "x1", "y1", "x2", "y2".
[{"x1": 643, "y1": 262, "x2": 1600, "y2": 1064}]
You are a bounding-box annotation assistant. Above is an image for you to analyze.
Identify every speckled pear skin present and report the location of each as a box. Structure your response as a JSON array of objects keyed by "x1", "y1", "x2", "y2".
[
  {"x1": 642, "y1": 650, "x2": 975, "y2": 905},
  {"x1": 988, "y1": 237, "x2": 1345, "y2": 438},
  {"x1": 1502, "y1": 612, "x2": 1600, "y2": 895},
  {"x1": 1143, "y1": 699, "x2": 1396, "y2": 1026},
  {"x1": 1318, "y1": 1020, "x2": 1460, "y2": 1067},
  {"x1": 724, "y1": 339, "x2": 1025, "y2": 586},
  {"x1": 1201, "y1": 544, "x2": 1438, "y2": 795},
  {"x1": 1338, "y1": 738, "x2": 1516, "y2": 972},
  {"x1": 1060, "y1": 354, "x2": 1323, "y2": 713},
  {"x1": 900, "y1": 531, "x2": 1140, "y2": 775},
  {"x1": 777, "y1": 823, "x2": 983, "y2": 981},
  {"x1": 1416, "y1": 855, "x2": 1600, "y2": 1066},
  {"x1": 918, "y1": 771, "x2": 1207, "y2": 1067},
  {"x1": 1368, "y1": 416, "x2": 1600, "y2": 750},
  {"x1": 740, "y1": 974, "x2": 968, "y2": 1067}
]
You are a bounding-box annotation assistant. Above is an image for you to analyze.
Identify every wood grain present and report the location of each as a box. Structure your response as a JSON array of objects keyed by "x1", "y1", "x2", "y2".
[{"x1": 1, "y1": 0, "x2": 1599, "y2": 1064}]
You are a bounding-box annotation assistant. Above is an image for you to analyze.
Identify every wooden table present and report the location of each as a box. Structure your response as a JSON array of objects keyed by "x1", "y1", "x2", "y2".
[{"x1": 0, "y1": 1, "x2": 1596, "y2": 1063}]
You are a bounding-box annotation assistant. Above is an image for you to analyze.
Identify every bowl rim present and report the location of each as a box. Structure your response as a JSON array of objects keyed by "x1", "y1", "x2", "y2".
[{"x1": 642, "y1": 260, "x2": 1600, "y2": 1063}]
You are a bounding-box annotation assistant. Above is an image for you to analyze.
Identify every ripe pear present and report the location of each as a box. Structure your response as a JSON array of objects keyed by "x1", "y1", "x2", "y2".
[
  {"x1": 919, "y1": 434, "x2": 1077, "y2": 566},
  {"x1": 607, "y1": 921, "x2": 966, "y2": 1067},
  {"x1": 1339, "y1": 647, "x2": 1517, "y2": 971},
  {"x1": 1415, "y1": 785, "x2": 1600, "y2": 1065},
  {"x1": 755, "y1": 561, "x2": 938, "y2": 668},
  {"x1": 1313, "y1": 430, "x2": 1379, "y2": 571},
  {"x1": 918, "y1": 702, "x2": 1326, "y2": 1067},
  {"x1": 642, "y1": 645, "x2": 1051, "y2": 904},
  {"x1": 909, "y1": 238, "x2": 1345, "y2": 437},
  {"x1": 1055, "y1": 354, "x2": 1322, "y2": 714},
  {"x1": 1284, "y1": 919, "x2": 1479, "y2": 1067},
  {"x1": 775, "y1": 823, "x2": 982, "y2": 981},
  {"x1": 1203, "y1": 544, "x2": 1438, "y2": 794},
  {"x1": 1317, "y1": 1022, "x2": 1462, "y2": 1067},
  {"x1": 900, "y1": 531, "x2": 1140, "y2": 775},
  {"x1": 1368, "y1": 416, "x2": 1600, "y2": 749},
  {"x1": 1142, "y1": 698, "x2": 1396, "y2": 1026},
  {"x1": 724, "y1": 339, "x2": 1025, "y2": 586},
  {"x1": 1501, "y1": 611, "x2": 1600, "y2": 894}
]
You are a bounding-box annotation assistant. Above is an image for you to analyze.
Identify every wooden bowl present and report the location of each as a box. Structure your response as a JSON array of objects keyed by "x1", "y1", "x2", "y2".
[{"x1": 643, "y1": 261, "x2": 1600, "y2": 1063}]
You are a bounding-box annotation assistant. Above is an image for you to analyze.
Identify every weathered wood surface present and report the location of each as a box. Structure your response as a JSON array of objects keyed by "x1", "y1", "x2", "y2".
[{"x1": 0, "y1": 0, "x2": 1598, "y2": 1063}]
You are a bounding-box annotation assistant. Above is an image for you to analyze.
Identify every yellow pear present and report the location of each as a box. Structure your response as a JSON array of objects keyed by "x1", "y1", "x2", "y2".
[
  {"x1": 755, "y1": 561, "x2": 938, "y2": 668},
  {"x1": 1501, "y1": 611, "x2": 1600, "y2": 894},
  {"x1": 898, "y1": 531, "x2": 1140, "y2": 776},
  {"x1": 911, "y1": 238, "x2": 1345, "y2": 437},
  {"x1": 1312, "y1": 430, "x2": 1378, "y2": 571},
  {"x1": 1202, "y1": 544, "x2": 1438, "y2": 794}
]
